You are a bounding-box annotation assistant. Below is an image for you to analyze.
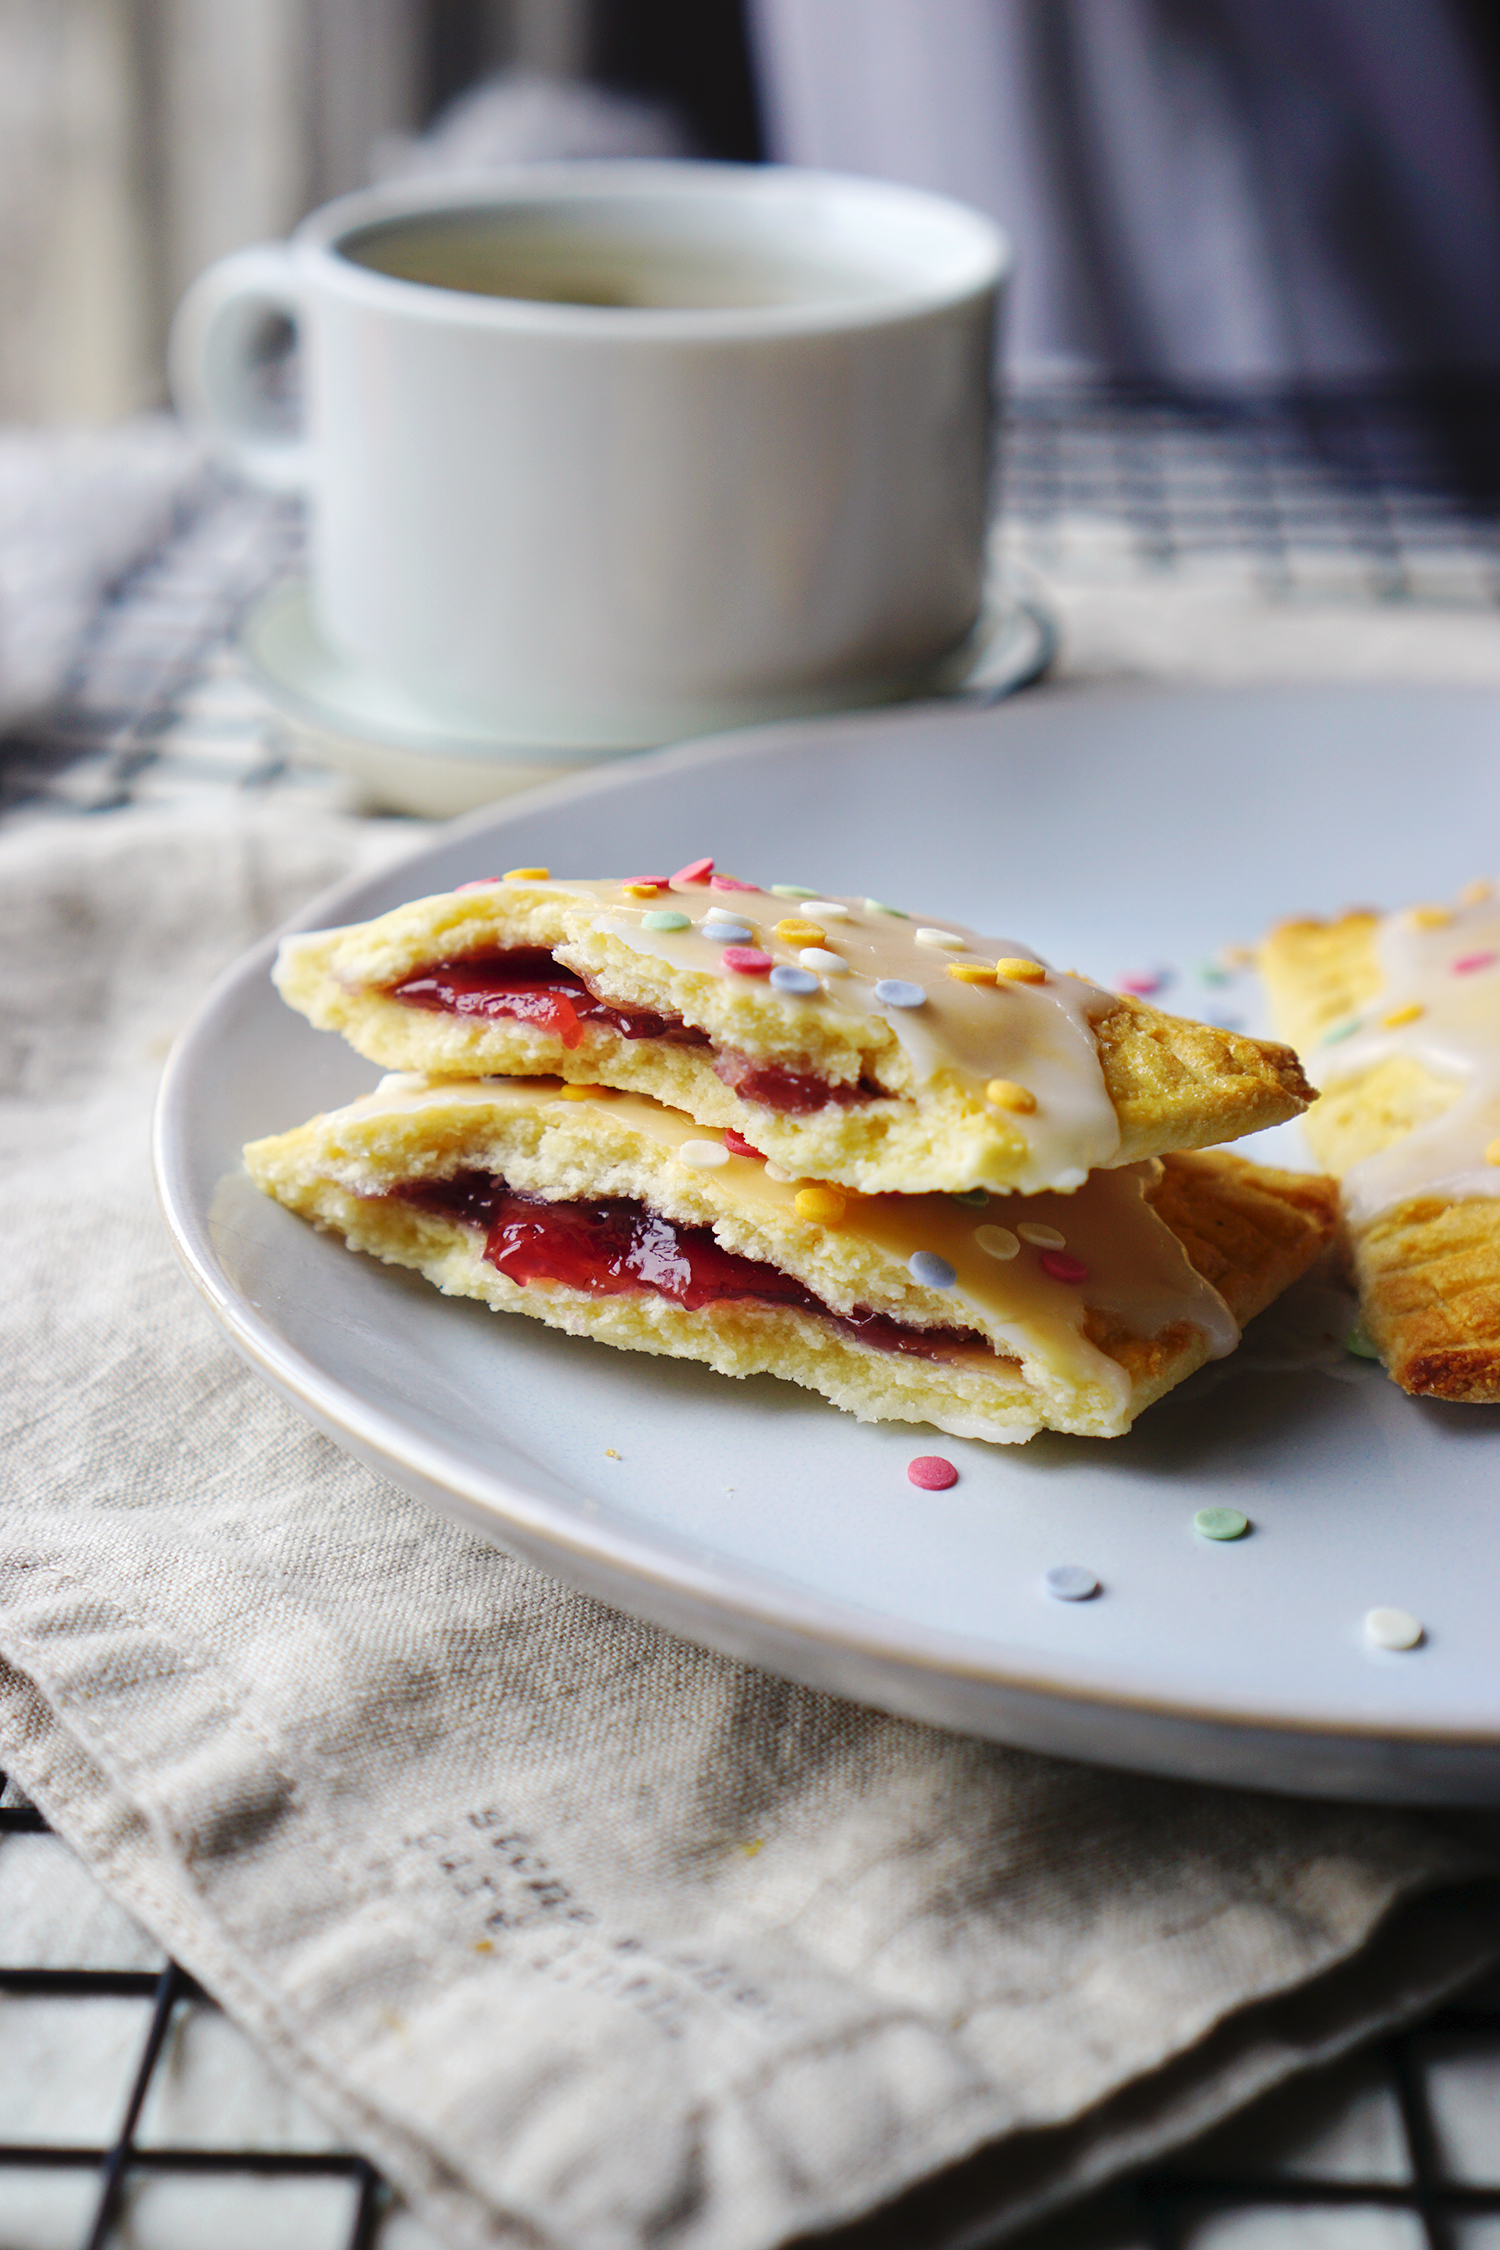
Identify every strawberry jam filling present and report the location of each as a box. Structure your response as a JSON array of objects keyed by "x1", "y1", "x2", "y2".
[
  {"x1": 385, "y1": 949, "x2": 877, "y2": 1112},
  {"x1": 393, "y1": 1173, "x2": 984, "y2": 1360}
]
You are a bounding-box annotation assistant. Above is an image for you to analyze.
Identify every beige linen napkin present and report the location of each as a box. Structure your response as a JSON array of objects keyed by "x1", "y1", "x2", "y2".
[{"x1": 4, "y1": 801, "x2": 1500, "y2": 2250}]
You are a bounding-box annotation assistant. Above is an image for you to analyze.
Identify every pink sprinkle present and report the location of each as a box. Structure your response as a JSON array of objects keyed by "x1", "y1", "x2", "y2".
[
  {"x1": 1040, "y1": 1250, "x2": 1090, "y2": 1285},
  {"x1": 1118, "y1": 972, "x2": 1162, "y2": 996},
  {"x1": 710, "y1": 874, "x2": 760, "y2": 892},
  {"x1": 1453, "y1": 951, "x2": 1498, "y2": 975},
  {"x1": 623, "y1": 876, "x2": 670, "y2": 891},
  {"x1": 672, "y1": 857, "x2": 714, "y2": 885},
  {"x1": 721, "y1": 946, "x2": 772, "y2": 975},
  {"x1": 723, "y1": 1129, "x2": 765, "y2": 1159},
  {"x1": 455, "y1": 877, "x2": 501, "y2": 891},
  {"x1": 908, "y1": 1455, "x2": 958, "y2": 1491}
]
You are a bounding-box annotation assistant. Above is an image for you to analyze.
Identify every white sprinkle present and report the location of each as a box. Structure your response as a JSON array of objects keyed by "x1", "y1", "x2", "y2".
[
  {"x1": 914, "y1": 927, "x2": 964, "y2": 949},
  {"x1": 703, "y1": 906, "x2": 746, "y2": 924},
  {"x1": 1044, "y1": 1565, "x2": 1100, "y2": 1602},
  {"x1": 799, "y1": 947, "x2": 848, "y2": 973},
  {"x1": 764, "y1": 1163, "x2": 796, "y2": 1183},
  {"x1": 1017, "y1": 1222, "x2": 1066, "y2": 1248},
  {"x1": 1365, "y1": 1607, "x2": 1424, "y2": 1651},
  {"x1": 799, "y1": 901, "x2": 850, "y2": 920},
  {"x1": 678, "y1": 1141, "x2": 730, "y2": 1169},
  {"x1": 975, "y1": 1224, "x2": 1020, "y2": 1260}
]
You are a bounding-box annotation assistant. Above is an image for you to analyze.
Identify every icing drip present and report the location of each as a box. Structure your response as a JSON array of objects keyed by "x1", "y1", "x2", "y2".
[
  {"x1": 354, "y1": 1074, "x2": 1239, "y2": 1412},
  {"x1": 1317, "y1": 894, "x2": 1500, "y2": 1227},
  {"x1": 521, "y1": 877, "x2": 1123, "y2": 1196}
]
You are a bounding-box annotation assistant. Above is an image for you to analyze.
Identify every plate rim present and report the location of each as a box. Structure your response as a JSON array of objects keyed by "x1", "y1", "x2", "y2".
[{"x1": 153, "y1": 688, "x2": 1500, "y2": 1760}]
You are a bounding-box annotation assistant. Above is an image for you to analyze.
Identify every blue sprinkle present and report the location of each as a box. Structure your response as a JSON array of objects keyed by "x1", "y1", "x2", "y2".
[
  {"x1": 908, "y1": 1251, "x2": 957, "y2": 1289},
  {"x1": 1044, "y1": 1565, "x2": 1100, "y2": 1602},
  {"x1": 702, "y1": 920, "x2": 752, "y2": 944},
  {"x1": 875, "y1": 978, "x2": 926, "y2": 1009},
  {"x1": 769, "y1": 964, "x2": 820, "y2": 996}
]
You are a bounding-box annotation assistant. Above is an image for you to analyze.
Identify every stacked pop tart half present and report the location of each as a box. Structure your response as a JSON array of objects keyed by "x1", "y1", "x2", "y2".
[{"x1": 247, "y1": 862, "x2": 1336, "y2": 1444}]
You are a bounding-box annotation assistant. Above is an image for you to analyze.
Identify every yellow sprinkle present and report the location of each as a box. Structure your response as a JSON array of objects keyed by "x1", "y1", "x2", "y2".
[
  {"x1": 1461, "y1": 879, "x2": 1495, "y2": 906},
  {"x1": 623, "y1": 883, "x2": 660, "y2": 899},
  {"x1": 560, "y1": 1084, "x2": 609, "y2": 1100},
  {"x1": 739, "y1": 1839, "x2": 765, "y2": 1859},
  {"x1": 604, "y1": 1447, "x2": 620, "y2": 1458},
  {"x1": 795, "y1": 1186, "x2": 847, "y2": 1225},
  {"x1": 505, "y1": 865, "x2": 550, "y2": 881},
  {"x1": 774, "y1": 918, "x2": 825, "y2": 944},
  {"x1": 1383, "y1": 1002, "x2": 1424, "y2": 1028},
  {"x1": 474, "y1": 1939, "x2": 494, "y2": 1954},
  {"x1": 986, "y1": 1079, "x2": 1037, "y2": 1113},
  {"x1": 946, "y1": 962, "x2": 998, "y2": 984},
  {"x1": 1410, "y1": 905, "x2": 1452, "y2": 929},
  {"x1": 994, "y1": 957, "x2": 1047, "y2": 982},
  {"x1": 1486, "y1": 1139, "x2": 1500, "y2": 1167}
]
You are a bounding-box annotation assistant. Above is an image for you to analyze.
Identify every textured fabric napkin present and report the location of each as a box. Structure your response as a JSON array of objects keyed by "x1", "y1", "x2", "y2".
[{"x1": 5, "y1": 800, "x2": 1500, "y2": 2250}]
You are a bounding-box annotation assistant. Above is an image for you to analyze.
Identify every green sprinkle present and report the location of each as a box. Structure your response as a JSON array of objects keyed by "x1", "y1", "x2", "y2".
[
  {"x1": 1200, "y1": 962, "x2": 1231, "y2": 986},
  {"x1": 1322, "y1": 1017, "x2": 1361, "y2": 1045},
  {"x1": 641, "y1": 909, "x2": 690, "y2": 931},
  {"x1": 1195, "y1": 1506, "x2": 1250, "y2": 1541},
  {"x1": 953, "y1": 1188, "x2": 990, "y2": 1207},
  {"x1": 1344, "y1": 1320, "x2": 1380, "y2": 1359},
  {"x1": 866, "y1": 898, "x2": 910, "y2": 917},
  {"x1": 770, "y1": 885, "x2": 819, "y2": 899}
]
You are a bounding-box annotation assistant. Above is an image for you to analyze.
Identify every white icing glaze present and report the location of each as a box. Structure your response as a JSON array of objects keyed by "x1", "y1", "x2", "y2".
[
  {"x1": 1314, "y1": 892, "x2": 1500, "y2": 1226},
  {"x1": 350, "y1": 1073, "x2": 1239, "y2": 1410},
  {"x1": 518, "y1": 876, "x2": 1124, "y2": 1197}
]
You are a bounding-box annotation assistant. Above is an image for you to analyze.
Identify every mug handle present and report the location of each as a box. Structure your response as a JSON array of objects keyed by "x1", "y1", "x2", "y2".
[{"x1": 168, "y1": 243, "x2": 310, "y2": 492}]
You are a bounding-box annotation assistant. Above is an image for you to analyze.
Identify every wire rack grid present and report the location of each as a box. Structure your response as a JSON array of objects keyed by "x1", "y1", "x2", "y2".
[{"x1": 5, "y1": 382, "x2": 1500, "y2": 2249}]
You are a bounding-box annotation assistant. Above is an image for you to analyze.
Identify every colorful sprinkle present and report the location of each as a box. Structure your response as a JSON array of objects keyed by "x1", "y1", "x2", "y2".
[
  {"x1": 703, "y1": 919, "x2": 754, "y2": 944},
  {"x1": 641, "y1": 909, "x2": 690, "y2": 932},
  {"x1": 723, "y1": 1130, "x2": 764, "y2": 1159},
  {"x1": 1040, "y1": 1249, "x2": 1089, "y2": 1284},
  {"x1": 908, "y1": 1455, "x2": 958, "y2": 1491},
  {"x1": 995, "y1": 957, "x2": 1047, "y2": 983},
  {"x1": 1365, "y1": 1607, "x2": 1423, "y2": 1651},
  {"x1": 1321, "y1": 1018, "x2": 1361, "y2": 1045},
  {"x1": 953, "y1": 1187, "x2": 989, "y2": 1207},
  {"x1": 678, "y1": 1140, "x2": 730, "y2": 1169},
  {"x1": 947, "y1": 962, "x2": 999, "y2": 985},
  {"x1": 1344, "y1": 1320, "x2": 1380, "y2": 1358},
  {"x1": 722, "y1": 946, "x2": 772, "y2": 975},
  {"x1": 1460, "y1": 879, "x2": 1495, "y2": 905},
  {"x1": 672, "y1": 857, "x2": 714, "y2": 885},
  {"x1": 773, "y1": 918, "x2": 825, "y2": 944},
  {"x1": 1044, "y1": 1565, "x2": 1099, "y2": 1602},
  {"x1": 1017, "y1": 1222, "x2": 1065, "y2": 1248},
  {"x1": 769, "y1": 885, "x2": 818, "y2": 899},
  {"x1": 975, "y1": 1224, "x2": 1019, "y2": 1260},
  {"x1": 1117, "y1": 971, "x2": 1169, "y2": 996},
  {"x1": 1195, "y1": 1506, "x2": 1249, "y2": 1540},
  {"x1": 799, "y1": 947, "x2": 848, "y2": 974},
  {"x1": 866, "y1": 899, "x2": 909, "y2": 917},
  {"x1": 874, "y1": 978, "x2": 926, "y2": 1008},
  {"x1": 908, "y1": 1251, "x2": 957, "y2": 1289},
  {"x1": 455, "y1": 877, "x2": 501, "y2": 891},
  {"x1": 710, "y1": 875, "x2": 759, "y2": 893},
  {"x1": 795, "y1": 1186, "x2": 847, "y2": 1225},
  {"x1": 800, "y1": 901, "x2": 850, "y2": 920},
  {"x1": 1383, "y1": 1001, "x2": 1425, "y2": 1028},
  {"x1": 1199, "y1": 961, "x2": 1231, "y2": 986},
  {"x1": 623, "y1": 876, "x2": 670, "y2": 891},
  {"x1": 1410, "y1": 905, "x2": 1452, "y2": 929},
  {"x1": 763, "y1": 1162, "x2": 795, "y2": 1183},
  {"x1": 504, "y1": 866, "x2": 549, "y2": 881},
  {"x1": 769, "y1": 964, "x2": 821, "y2": 996},
  {"x1": 915, "y1": 927, "x2": 963, "y2": 949},
  {"x1": 986, "y1": 1079, "x2": 1037, "y2": 1114},
  {"x1": 1454, "y1": 951, "x2": 1498, "y2": 975}
]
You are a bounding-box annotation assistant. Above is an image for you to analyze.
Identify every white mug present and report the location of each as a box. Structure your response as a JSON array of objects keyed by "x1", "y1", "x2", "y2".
[{"x1": 170, "y1": 163, "x2": 1007, "y2": 748}]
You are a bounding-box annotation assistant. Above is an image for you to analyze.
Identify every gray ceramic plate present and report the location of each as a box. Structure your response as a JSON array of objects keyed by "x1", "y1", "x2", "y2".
[{"x1": 155, "y1": 685, "x2": 1500, "y2": 1803}]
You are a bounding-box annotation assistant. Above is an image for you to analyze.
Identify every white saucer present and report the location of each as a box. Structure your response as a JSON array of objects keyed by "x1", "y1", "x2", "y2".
[{"x1": 240, "y1": 577, "x2": 1054, "y2": 818}]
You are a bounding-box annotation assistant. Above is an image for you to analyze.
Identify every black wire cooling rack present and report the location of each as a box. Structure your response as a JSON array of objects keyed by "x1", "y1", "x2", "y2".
[{"x1": 5, "y1": 381, "x2": 1500, "y2": 2249}]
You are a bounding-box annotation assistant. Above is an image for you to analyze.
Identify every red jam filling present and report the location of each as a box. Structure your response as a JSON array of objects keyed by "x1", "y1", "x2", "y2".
[
  {"x1": 388, "y1": 950, "x2": 710, "y2": 1053},
  {"x1": 385, "y1": 948, "x2": 877, "y2": 1112},
  {"x1": 393, "y1": 1174, "x2": 983, "y2": 1360}
]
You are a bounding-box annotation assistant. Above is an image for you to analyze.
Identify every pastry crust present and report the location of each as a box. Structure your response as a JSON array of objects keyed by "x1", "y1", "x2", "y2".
[
  {"x1": 275, "y1": 875, "x2": 1314, "y2": 1197},
  {"x1": 245, "y1": 1076, "x2": 1337, "y2": 1445},
  {"x1": 1262, "y1": 898, "x2": 1500, "y2": 1401}
]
